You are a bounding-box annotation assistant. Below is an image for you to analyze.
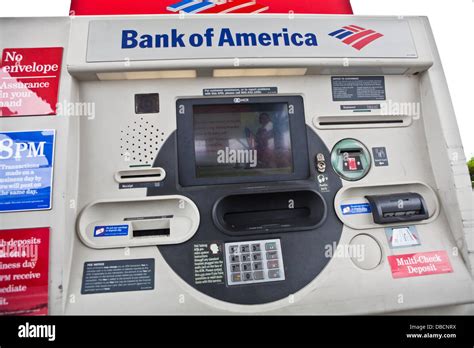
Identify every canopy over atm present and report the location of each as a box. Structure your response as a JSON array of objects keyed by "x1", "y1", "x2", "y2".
[{"x1": 69, "y1": 0, "x2": 354, "y2": 15}]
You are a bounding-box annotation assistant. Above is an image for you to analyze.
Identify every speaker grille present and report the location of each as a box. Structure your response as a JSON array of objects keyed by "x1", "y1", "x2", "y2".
[{"x1": 120, "y1": 116, "x2": 165, "y2": 166}]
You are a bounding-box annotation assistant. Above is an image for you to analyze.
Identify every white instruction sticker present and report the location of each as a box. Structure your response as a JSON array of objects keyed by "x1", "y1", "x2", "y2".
[{"x1": 385, "y1": 226, "x2": 420, "y2": 249}]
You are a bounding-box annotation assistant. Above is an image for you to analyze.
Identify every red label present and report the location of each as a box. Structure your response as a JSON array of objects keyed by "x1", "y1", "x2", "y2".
[
  {"x1": 348, "y1": 157, "x2": 357, "y2": 170},
  {"x1": 0, "y1": 47, "x2": 63, "y2": 117},
  {"x1": 388, "y1": 251, "x2": 453, "y2": 279},
  {"x1": 70, "y1": 0, "x2": 353, "y2": 16},
  {"x1": 0, "y1": 228, "x2": 50, "y2": 315}
]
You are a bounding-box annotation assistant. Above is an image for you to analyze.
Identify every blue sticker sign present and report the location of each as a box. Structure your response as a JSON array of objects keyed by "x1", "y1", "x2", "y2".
[
  {"x1": 341, "y1": 203, "x2": 372, "y2": 215},
  {"x1": 94, "y1": 225, "x2": 129, "y2": 237},
  {"x1": 0, "y1": 130, "x2": 55, "y2": 213}
]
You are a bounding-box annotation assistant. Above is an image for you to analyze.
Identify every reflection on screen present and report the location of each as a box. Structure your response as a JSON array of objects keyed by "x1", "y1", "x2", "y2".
[{"x1": 193, "y1": 103, "x2": 293, "y2": 178}]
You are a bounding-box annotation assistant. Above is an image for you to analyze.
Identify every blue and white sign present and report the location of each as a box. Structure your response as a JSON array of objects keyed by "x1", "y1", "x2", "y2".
[
  {"x1": 86, "y1": 18, "x2": 418, "y2": 63},
  {"x1": 94, "y1": 225, "x2": 129, "y2": 237},
  {"x1": 0, "y1": 130, "x2": 55, "y2": 213},
  {"x1": 340, "y1": 203, "x2": 372, "y2": 215}
]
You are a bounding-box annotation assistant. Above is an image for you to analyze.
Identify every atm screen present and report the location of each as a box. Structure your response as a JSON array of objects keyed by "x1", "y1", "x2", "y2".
[
  {"x1": 177, "y1": 96, "x2": 309, "y2": 186},
  {"x1": 193, "y1": 103, "x2": 293, "y2": 178}
]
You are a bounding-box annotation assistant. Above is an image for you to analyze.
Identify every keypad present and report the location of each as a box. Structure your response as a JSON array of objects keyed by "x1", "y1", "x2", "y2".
[{"x1": 225, "y1": 239, "x2": 285, "y2": 286}]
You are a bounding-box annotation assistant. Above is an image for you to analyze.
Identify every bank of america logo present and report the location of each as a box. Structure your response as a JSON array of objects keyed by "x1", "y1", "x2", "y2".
[
  {"x1": 328, "y1": 25, "x2": 384, "y2": 50},
  {"x1": 167, "y1": 0, "x2": 269, "y2": 14}
]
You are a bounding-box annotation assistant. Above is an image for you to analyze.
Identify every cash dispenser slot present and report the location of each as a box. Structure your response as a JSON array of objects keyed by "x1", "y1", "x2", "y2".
[
  {"x1": 365, "y1": 192, "x2": 429, "y2": 224},
  {"x1": 213, "y1": 190, "x2": 326, "y2": 235}
]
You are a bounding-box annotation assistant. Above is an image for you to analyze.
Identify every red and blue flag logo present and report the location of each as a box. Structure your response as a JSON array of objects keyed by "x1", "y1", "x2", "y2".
[
  {"x1": 167, "y1": 0, "x2": 269, "y2": 14},
  {"x1": 328, "y1": 25, "x2": 383, "y2": 50}
]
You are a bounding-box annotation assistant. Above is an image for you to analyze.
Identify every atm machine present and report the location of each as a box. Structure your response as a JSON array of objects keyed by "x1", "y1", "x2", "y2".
[{"x1": 0, "y1": 14, "x2": 473, "y2": 315}]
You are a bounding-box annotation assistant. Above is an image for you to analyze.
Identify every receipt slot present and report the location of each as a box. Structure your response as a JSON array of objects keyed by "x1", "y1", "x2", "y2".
[{"x1": 1, "y1": 14, "x2": 472, "y2": 316}]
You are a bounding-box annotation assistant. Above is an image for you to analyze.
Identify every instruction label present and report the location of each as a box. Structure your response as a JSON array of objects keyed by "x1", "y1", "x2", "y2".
[
  {"x1": 0, "y1": 130, "x2": 55, "y2": 213},
  {"x1": 0, "y1": 47, "x2": 63, "y2": 117},
  {"x1": 0, "y1": 227, "x2": 50, "y2": 315},
  {"x1": 94, "y1": 225, "x2": 129, "y2": 237},
  {"x1": 372, "y1": 147, "x2": 389, "y2": 167},
  {"x1": 341, "y1": 203, "x2": 371, "y2": 215},
  {"x1": 81, "y1": 259, "x2": 154, "y2": 294},
  {"x1": 203, "y1": 87, "x2": 278, "y2": 96},
  {"x1": 340, "y1": 104, "x2": 381, "y2": 111},
  {"x1": 385, "y1": 226, "x2": 420, "y2": 249},
  {"x1": 119, "y1": 181, "x2": 161, "y2": 190},
  {"x1": 332, "y1": 76, "x2": 386, "y2": 101},
  {"x1": 388, "y1": 251, "x2": 453, "y2": 279},
  {"x1": 316, "y1": 174, "x2": 330, "y2": 193},
  {"x1": 193, "y1": 242, "x2": 224, "y2": 285}
]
